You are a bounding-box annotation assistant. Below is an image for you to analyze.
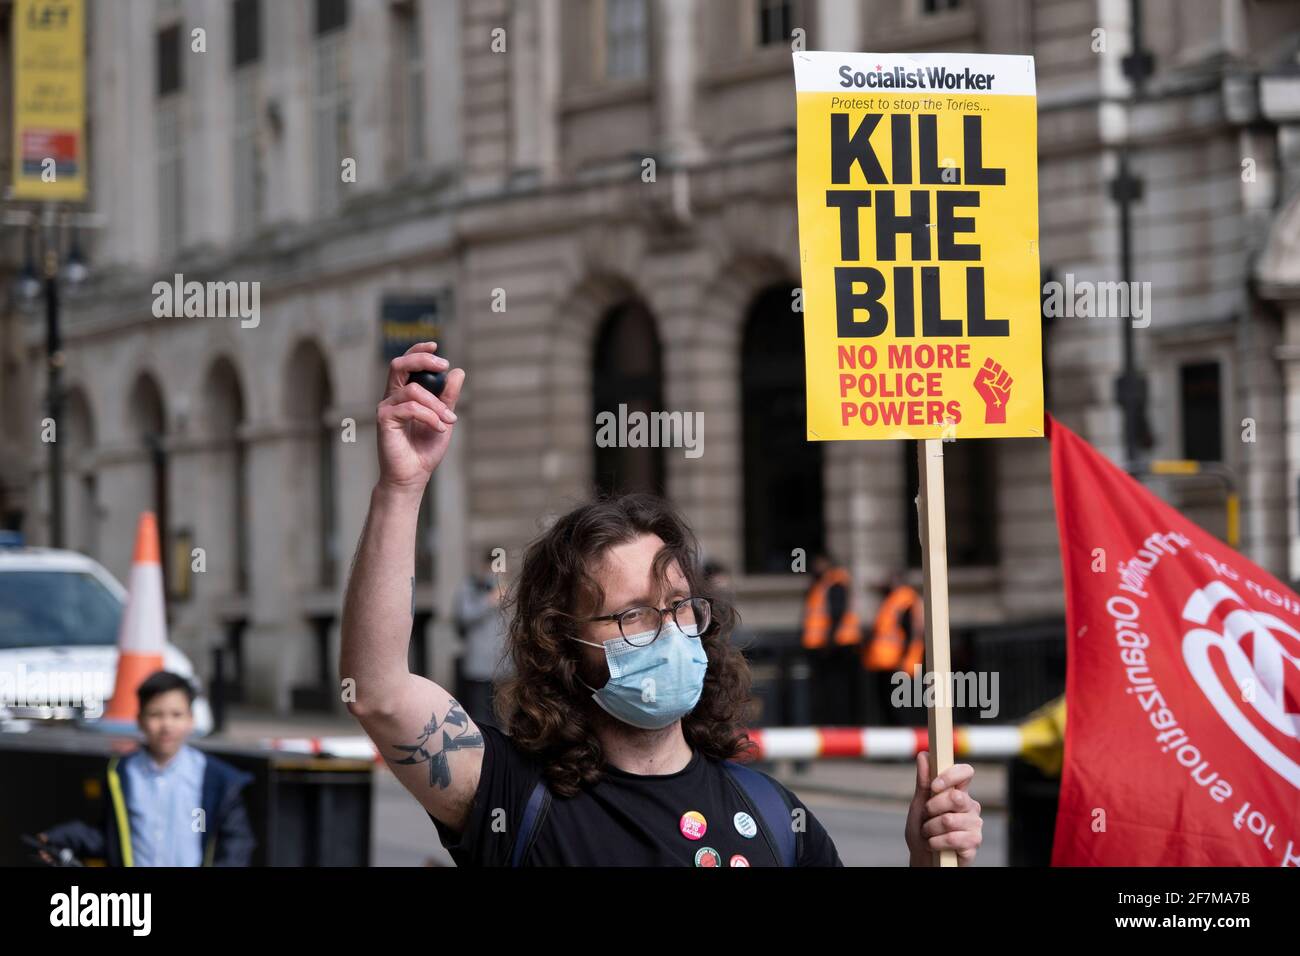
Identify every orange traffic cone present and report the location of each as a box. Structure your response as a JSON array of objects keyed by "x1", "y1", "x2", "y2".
[{"x1": 102, "y1": 512, "x2": 168, "y2": 723}]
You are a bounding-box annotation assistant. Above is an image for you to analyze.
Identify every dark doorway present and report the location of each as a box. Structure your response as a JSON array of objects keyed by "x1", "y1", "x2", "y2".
[{"x1": 742, "y1": 285, "x2": 824, "y2": 573}]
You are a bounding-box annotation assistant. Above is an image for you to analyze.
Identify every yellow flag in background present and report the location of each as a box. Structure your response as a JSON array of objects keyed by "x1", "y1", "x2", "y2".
[
  {"x1": 794, "y1": 51, "x2": 1042, "y2": 441},
  {"x1": 12, "y1": 0, "x2": 87, "y2": 201}
]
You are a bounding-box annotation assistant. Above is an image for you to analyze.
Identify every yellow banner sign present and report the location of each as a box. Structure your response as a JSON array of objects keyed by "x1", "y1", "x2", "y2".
[
  {"x1": 794, "y1": 52, "x2": 1042, "y2": 440},
  {"x1": 11, "y1": 0, "x2": 87, "y2": 201}
]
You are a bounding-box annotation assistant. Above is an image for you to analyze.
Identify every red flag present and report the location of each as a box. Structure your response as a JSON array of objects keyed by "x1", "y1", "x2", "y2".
[{"x1": 1049, "y1": 415, "x2": 1300, "y2": 865}]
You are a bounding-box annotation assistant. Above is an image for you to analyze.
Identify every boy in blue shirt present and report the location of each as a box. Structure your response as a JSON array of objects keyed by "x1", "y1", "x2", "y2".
[{"x1": 39, "y1": 671, "x2": 255, "y2": 866}]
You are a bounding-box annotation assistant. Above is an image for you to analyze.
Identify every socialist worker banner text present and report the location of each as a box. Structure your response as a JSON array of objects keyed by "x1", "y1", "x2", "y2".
[{"x1": 794, "y1": 52, "x2": 1042, "y2": 440}]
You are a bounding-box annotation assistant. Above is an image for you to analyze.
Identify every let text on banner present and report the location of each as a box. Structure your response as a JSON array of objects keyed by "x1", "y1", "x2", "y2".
[{"x1": 11, "y1": 0, "x2": 87, "y2": 201}]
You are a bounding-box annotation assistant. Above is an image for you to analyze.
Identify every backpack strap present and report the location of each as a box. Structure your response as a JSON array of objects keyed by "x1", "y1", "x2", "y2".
[
  {"x1": 510, "y1": 777, "x2": 551, "y2": 867},
  {"x1": 723, "y1": 761, "x2": 797, "y2": 867}
]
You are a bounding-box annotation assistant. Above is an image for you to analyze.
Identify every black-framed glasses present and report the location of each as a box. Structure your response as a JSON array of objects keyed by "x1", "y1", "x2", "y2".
[{"x1": 580, "y1": 596, "x2": 712, "y2": 646}]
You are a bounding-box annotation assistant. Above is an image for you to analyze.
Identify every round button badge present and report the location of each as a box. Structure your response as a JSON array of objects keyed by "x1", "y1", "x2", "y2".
[
  {"x1": 694, "y1": 847, "x2": 722, "y2": 867},
  {"x1": 729, "y1": 854, "x2": 750, "y2": 867},
  {"x1": 733, "y1": 811, "x2": 758, "y2": 839},
  {"x1": 679, "y1": 810, "x2": 707, "y2": 841}
]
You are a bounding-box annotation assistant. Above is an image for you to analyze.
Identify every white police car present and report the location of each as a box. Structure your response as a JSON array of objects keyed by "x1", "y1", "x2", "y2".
[{"x1": 0, "y1": 532, "x2": 213, "y2": 734}]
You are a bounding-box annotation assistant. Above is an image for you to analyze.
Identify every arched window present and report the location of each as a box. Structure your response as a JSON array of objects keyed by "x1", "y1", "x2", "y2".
[
  {"x1": 903, "y1": 440, "x2": 999, "y2": 568},
  {"x1": 64, "y1": 389, "x2": 98, "y2": 558},
  {"x1": 592, "y1": 300, "x2": 665, "y2": 497},
  {"x1": 203, "y1": 358, "x2": 250, "y2": 593},
  {"x1": 285, "y1": 342, "x2": 336, "y2": 589},
  {"x1": 741, "y1": 285, "x2": 824, "y2": 573},
  {"x1": 129, "y1": 374, "x2": 169, "y2": 591}
]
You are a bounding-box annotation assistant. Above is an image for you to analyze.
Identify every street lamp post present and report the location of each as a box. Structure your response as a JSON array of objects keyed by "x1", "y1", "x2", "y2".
[
  {"x1": 44, "y1": 247, "x2": 65, "y2": 549},
  {"x1": 1111, "y1": 148, "x2": 1146, "y2": 471},
  {"x1": 14, "y1": 212, "x2": 89, "y2": 549},
  {"x1": 1113, "y1": 0, "x2": 1156, "y2": 472}
]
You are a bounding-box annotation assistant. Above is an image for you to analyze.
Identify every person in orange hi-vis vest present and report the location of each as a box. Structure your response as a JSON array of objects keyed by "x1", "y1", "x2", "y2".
[
  {"x1": 863, "y1": 573, "x2": 925, "y2": 725},
  {"x1": 897, "y1": 605, "x2": 927, "y2": 677},
  {"x1": 864, "y1": 574, "x2": 924, "y2": 671},
  {"x1": 801, "y1": 552, "x2": 862, "y2": 725}
]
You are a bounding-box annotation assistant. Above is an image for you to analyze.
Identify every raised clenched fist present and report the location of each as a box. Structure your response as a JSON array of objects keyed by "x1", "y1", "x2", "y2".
[{"x1": 973, "y1": 358, "x2": 1012, "y2": 425}]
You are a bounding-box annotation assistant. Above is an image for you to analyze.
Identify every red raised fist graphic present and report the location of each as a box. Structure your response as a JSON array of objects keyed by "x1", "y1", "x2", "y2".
[{"x1": 973, "y1": 359, "x2": 1012, "y2": 425}]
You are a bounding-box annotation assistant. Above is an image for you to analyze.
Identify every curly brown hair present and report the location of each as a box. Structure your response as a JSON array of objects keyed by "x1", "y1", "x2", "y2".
[{"x1": 494, "y1": 493, "x2": 756, "y2": 796}]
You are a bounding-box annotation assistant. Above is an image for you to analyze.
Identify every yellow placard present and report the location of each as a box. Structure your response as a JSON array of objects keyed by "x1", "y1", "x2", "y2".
[
  {"x1": 11, "y1": 0, "x2": 87, "y2": 201},
  {"x1": 794, "y1": 52, "x2": 1042, "y2": 440}
]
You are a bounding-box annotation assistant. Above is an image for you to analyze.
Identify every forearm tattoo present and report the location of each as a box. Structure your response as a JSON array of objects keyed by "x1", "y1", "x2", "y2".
[{"x1": 392, "y1": 699, "x2": 483, "y2": 789}]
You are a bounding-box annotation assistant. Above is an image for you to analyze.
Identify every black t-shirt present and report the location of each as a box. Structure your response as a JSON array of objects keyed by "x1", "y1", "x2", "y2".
[{"x1": 430, "y1": 723, "x2": 843, "y2": 867}]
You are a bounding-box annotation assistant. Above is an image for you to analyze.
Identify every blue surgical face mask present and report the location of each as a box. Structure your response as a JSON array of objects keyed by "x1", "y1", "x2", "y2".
[{"x1": 570, "y1": 620, "x2": 709, "y2": 730}]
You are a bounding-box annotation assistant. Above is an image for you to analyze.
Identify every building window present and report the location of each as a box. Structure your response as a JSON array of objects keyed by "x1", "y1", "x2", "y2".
[
  {"x1": 393, "y1": 2, "x2": 425, "y2": 169},
  {"x1": 742, "y1": 286, "x2": 824, "y2": 574},
  {"x1": 294, "y1": 344, "x2": 336, "y2": 590},
  {"x1": 757, "y1": 0, "x2": 796, "y2": 46},
  {"x1": 1180, "y1": 362, "x2": 1223, "y2": 463},
  {"x1": 156, "y1": 100, "x2": 183, "y2": 256},
  {"x1": 203, "y1": 359, "x2": 249, "y2": 595},
  {"x1": 157, "y1": 24, "x2": 182, "y2": 96},
  {"x1": 921, "y1": 0, "x2": 964, "y2": 13},
  {"x1": 313, "y1": 22, "x2": 351, "y2": 216},
  {"x1": 232, "y1": 69, "x2": 263, "y2": 238},
  {"x1": 904, "y1": 440, "x2": 998, "y2": 568},
  {"x1": 592, "y1": 302, "x2": 665, "y2": 497},
  {"x1": 130, "y1": 374, "x2": 170, "y2": 596},
  {"x1": 318, "y1": 416, "x2": 337, "y2": 588},
  {"x1": 316, "y1": 0, "x2": 348, "y2": 35},
  {"x1": 234, "y1": 439, "x2": 250, "y2": 592},
  {"x1": 285, "y1": 342, "x2": 336, "y2": 590},
  {"x1": 232, "y1": 0, "x2": 260, "y2": 67},
  {"x1": 232, "y1": 0, "x2": 264, "y2": 239},
  {"x1": 156, "y1": 23, "x2": 183, "y2": 255},
  {"x1": 604, "y1": 0, "x2": 647, "y2": 80},
  {"x1": 65, "y1": 390, "x2": 98, "y2": 559}
]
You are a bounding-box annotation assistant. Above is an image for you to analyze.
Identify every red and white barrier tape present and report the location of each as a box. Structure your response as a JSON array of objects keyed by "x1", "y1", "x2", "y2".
[
  {"x1": 261, "y1": 725, "x2": 1025, "y2": 763},
  {"x1": 262, "y1": 736, "x2": 382, "y2": 762},
  {"x1": 744, "y1": 726, "x2": 1023, "y2": 761}
]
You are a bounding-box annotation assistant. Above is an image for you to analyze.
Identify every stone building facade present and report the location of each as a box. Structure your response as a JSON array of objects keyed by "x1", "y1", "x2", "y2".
[{"x1": 3, "y1": 0, "x2": 1300, "y2": 716}]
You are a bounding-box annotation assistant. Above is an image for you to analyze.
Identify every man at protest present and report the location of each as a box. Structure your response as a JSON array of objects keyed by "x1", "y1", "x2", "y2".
[
  {"x1": 454, "y1": 548, "x2": 511, "y2": 725},
  {"x1": 863, "y1": 571, "x2": 927, "y2": 725},
  {"x1": 341, "y1": 342, "x2": 983, "y2": 866},
  {"x1": 801, "y1": 550, "x2": 864, "y2": 725}
]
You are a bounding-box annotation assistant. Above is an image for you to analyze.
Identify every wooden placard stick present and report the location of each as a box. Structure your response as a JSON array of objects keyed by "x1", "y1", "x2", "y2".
[{"x1": 916, "y1": 438, "x2": 957, "y2": 867}]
